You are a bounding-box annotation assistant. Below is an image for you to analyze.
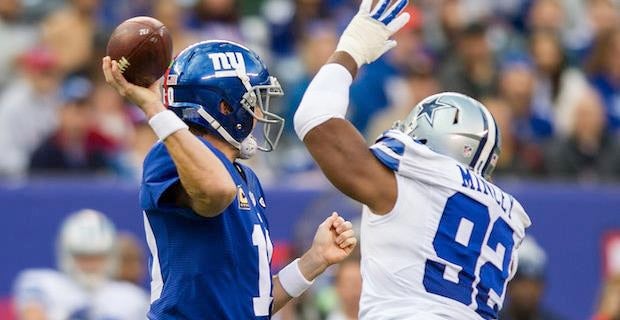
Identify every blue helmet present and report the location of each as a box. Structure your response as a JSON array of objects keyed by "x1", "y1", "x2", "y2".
[{"x1": 163, "y1": 40, "x2": 284, "y2": 158}]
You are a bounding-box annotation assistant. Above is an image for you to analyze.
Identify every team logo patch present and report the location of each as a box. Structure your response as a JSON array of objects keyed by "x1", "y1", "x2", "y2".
[
  {"x1": 237, "y1": 187, "x2": 250, "y2": 210},
  {"x1": 166, "y1": 74, "x2": 178, "y2": 85},
  {"x1": 208, "y1": 52, "x2": 246, "y2": 78},
  {"x1": 463, "y1": 145, "x2": 473, "y2": 158},
  {"x1": 417, "y1": 97, "x2": 457, "y2": 127},
  {"x1": 258, "y1": 197, "x2": 266, "y2": 208}
]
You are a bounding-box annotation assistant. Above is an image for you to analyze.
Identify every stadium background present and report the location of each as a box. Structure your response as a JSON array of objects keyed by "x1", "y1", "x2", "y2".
[{"x1": 0, "y1": 0, "x2": 619, "y2": 319}]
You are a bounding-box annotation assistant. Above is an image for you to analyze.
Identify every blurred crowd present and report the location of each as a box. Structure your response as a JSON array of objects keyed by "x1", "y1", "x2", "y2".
[{"x1": 1, "y1": 0, "x2": 620, "y2": 182}]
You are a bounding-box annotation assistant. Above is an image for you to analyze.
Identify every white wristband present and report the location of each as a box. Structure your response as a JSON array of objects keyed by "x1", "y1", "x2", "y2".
[
  {"x1": 148, "y1": 110, "x2": 189, "y2": 141},
  {"x1": 278, "y1": 258, "x2": 314, "y2": 298}
]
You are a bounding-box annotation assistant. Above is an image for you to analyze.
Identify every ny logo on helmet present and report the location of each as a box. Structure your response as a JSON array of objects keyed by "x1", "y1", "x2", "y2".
[{"x1": 208, "y1": 52, "x2": 246, "y2": 78}]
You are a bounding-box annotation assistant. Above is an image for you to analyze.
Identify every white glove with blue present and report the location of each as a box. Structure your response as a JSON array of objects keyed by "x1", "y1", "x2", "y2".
[{"x1": 336, "y1": 0, "x2": 411, "y2": 67}]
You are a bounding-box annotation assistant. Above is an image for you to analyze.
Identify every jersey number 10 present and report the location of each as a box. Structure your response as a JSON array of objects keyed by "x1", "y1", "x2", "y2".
[{"x1": 423, "y1": 192, "x2": 515, "y2": 320}]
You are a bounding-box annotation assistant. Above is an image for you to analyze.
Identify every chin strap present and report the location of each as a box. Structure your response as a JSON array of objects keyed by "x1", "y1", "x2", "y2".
[
  {"x1": 196, "y1": 107, "x2": 257, "y2": 159},
  {"x1": 236, "y1": 68, "x2": 258, "y2": 109}
]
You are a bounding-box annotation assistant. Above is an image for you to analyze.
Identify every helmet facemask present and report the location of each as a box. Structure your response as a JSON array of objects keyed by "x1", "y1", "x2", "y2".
[
  {"x1": 165, "y1": 40, "x2": 285, "y2": 159},
  {"x1": 237, "y1": 71, "x2": 285, "y2": 153}
]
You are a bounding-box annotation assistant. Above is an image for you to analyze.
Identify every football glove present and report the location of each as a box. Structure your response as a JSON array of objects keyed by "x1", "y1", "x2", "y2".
[{"x1": 336, "y1": 0, "x2": 411, "y2": 68}]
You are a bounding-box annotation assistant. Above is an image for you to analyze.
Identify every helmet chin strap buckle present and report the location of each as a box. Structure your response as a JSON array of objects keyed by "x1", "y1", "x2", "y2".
[{"x1": 239, "y1": 135, "x2": 258, "y2": 159}]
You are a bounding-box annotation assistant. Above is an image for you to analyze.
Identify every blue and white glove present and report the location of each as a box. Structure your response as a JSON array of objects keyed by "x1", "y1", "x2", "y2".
[{"x1": 336, "y1": 0, "x2": 411, "y2": 68}]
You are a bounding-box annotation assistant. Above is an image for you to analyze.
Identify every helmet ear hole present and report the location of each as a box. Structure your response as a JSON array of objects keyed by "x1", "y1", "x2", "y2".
[{"x1": 219, "y1": 100, "x2": 233, "y2": 115}]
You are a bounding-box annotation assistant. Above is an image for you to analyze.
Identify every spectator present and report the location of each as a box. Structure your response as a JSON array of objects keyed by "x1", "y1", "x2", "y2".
[
  {"x1": 500, "y1": 236, "x2": 566, "y2": 320},
  {"x1": 586, "y1": 0, "x2": 620, "y2": 43},
  {"x1": 544, "y1": 89, "x2": 620, "y2": 180},
  {"x1": 29, "y1": 76, "x2": 116, "y2": 175},
  {"x1": 586, "y1": 27, "x2": 620, "y2": 134},
  {"x1": 90, "y1": 80, "x2": 132, "y2": 150},
  {"x1": 326, "y1": 255, "x2": 361, "y2": 320},
  {"x1": 483, "y1": 97, "x2": 519, "y2": 175},
  {"x1": 593, "y1": 275, "x2": 620, "y2": 320},
  {"x1": 271, "y1": 22, "x2": 338, "y2": 175},
  {"x1": 425, "y1": 0, "x2": 467, "y2": 54},
  {"x1": 0, "y1": 46, "x2": 62, "y2": 178},
  {"x1": 153, "y1": 0, "x2": 199, "y2": 55},
  {"x1": 367, "y1": 61, "x2": 440, "y2": 140},
  {"x1": 498, "y1": 58, "x2": 548, "y2": 174},
  {"x1": 114, "y1": 233, "x2": 146, "y2": 286},
  {"x1": 41, "y1": 0, "x2": 100, "y2": 76},
  {"x1": 291, "y1": 0, "x2": 331, "y2": 39},
  {"x1": 187, "y1": 0, "x2": 243, "y2": 42},
  {"x1": 283, "y1": 22, "x2": 337, "y2": 141},
  {"x1": 439, "y1": 23, "x2": 498, "y2": 100},
  {"x1": 118, "y1": 109, "x2": 157, "y2": 180},
  {"x1": 0, "y1": 0, "x2": 38, "y2": 89},
  {"x1": 527, "y1": 0, "x2": 565, "y2": 34},
  {"x1": 529, "y1": 30, "x2": 589, "y2": 137},
  {"x1": 349, "y1": 6, "x2": 423, "y2": 134}
]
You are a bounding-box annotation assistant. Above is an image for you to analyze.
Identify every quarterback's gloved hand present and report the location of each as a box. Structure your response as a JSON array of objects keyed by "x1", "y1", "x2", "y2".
[{"x1": 336, "y1": 0, "x2": 411, "y2": 68}]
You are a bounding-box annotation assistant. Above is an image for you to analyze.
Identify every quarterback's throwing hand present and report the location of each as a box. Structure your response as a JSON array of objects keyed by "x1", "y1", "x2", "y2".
[
  {"x1": 336, "y1": 0, "x2": 411, "y2": 67},
  {"x1": 101, "y1": 56, "x2": 164, "y2": 117}
]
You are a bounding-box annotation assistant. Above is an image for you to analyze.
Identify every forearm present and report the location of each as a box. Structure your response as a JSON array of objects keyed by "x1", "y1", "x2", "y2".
[
  {"x1": 328, "y1": 51, "x2": 358, "y2": 79},
  {"x1": 164, "y1": 130, "x2": 236, "y2": 209},
  {"x1": 145, "y1": 101, "x2": 236, "y2": 215},
  {"x1": 271, "y1": 250, "x2": 328, "y2": 314}
]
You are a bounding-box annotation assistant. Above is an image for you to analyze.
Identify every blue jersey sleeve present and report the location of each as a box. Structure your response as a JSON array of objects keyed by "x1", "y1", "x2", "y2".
[{"x1": 140, "y1": 142, "x2": 181, "y2": 211}]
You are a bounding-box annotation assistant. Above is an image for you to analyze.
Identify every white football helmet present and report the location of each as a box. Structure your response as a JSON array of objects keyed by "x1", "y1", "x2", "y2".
[
  {"x1": 395, "y1": 92, "x2": 501, "y2": 179},
  {"x1": 57, "y1": 209, "x2": 118, "y2": 290}
]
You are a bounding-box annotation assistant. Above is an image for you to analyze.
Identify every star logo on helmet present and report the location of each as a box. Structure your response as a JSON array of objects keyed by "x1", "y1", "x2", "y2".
[{"x1": 416, "y1": 98, "x2": 457, "y2": 127}]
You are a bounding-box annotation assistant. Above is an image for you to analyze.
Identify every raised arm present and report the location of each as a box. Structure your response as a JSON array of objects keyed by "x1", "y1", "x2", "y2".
[
  {"x1": 294, "y1": 0, "x2": 410, "y2": 214},
  {"x1": 102, "y1": 57, "x2": 236, "y2": 217}
]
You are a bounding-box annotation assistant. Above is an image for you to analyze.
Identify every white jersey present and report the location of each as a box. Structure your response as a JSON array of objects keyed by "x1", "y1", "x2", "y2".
[
  {"x1": 14, "y1": 269, "x2": 149, "y2": 320},
  {"x1": 92, "y1": 281, "x2": 149, "y2": 320},
  {"x1": 14, "y1": 269, "x2": 88, "y2": 320},
  {"x1": 360, "y1": 130, "x2": 531, "y2": 320}
]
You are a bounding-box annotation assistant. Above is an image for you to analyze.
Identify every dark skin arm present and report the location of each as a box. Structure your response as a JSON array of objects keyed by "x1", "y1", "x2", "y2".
[{"x1": 301, "y1": 52, "x2": 397, "y2": 214}]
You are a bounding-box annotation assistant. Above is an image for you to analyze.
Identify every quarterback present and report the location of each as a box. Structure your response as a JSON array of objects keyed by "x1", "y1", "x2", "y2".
[
  {"x1": 102, "y1": 40, "x2": 357, "y2": 319},
  {"x1": 294, "y1": 0, "x2": 531, "y2": 319}
]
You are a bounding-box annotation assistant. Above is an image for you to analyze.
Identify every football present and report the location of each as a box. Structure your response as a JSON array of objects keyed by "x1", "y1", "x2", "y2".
[{"x1": 106, "y1": 16, "x2": 173, "y2": 87}]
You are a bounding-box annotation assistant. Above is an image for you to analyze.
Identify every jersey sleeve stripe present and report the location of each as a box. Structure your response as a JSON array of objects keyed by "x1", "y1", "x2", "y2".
[
  {"x1": 370, "y1": 144, "x2": 401, "y2": 171},
  {"x1": 375, "y1": 137, "x2": 406, "y2": 156}
]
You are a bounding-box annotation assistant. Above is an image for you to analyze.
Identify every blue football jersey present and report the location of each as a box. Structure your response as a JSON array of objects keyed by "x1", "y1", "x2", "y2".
[{"x1": 140, "y1": 137, "x2": 273, "y2": 320}]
